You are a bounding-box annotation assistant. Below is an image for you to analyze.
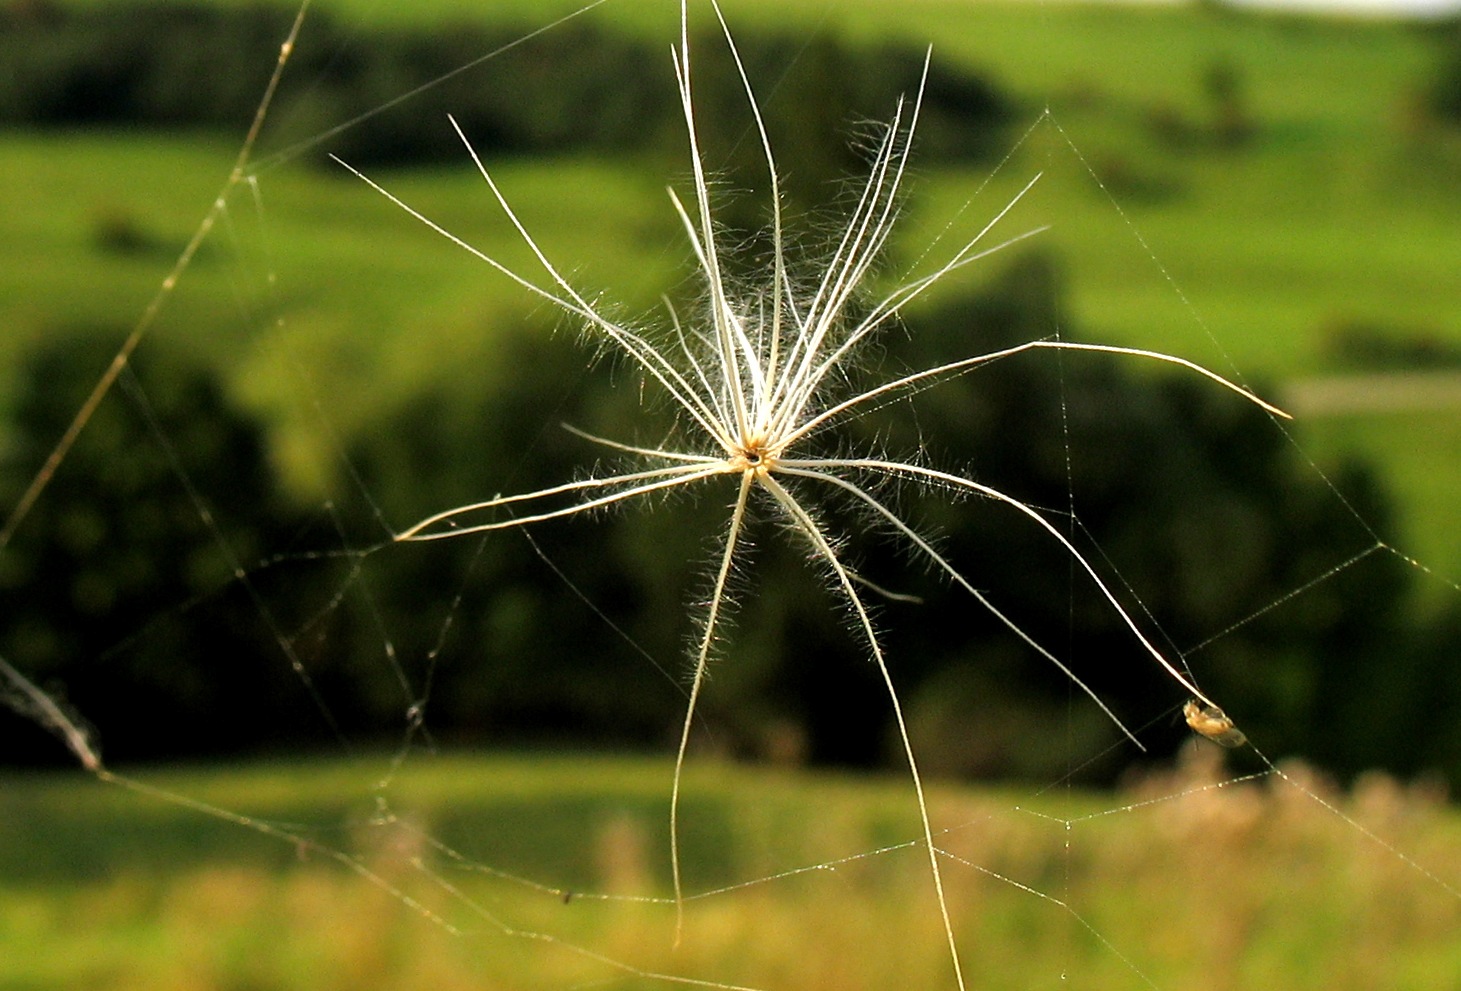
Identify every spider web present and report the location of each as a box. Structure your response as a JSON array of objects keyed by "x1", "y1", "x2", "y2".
[{"x1": 2, "y1": 1, "x2": 1459, "y2": 988}]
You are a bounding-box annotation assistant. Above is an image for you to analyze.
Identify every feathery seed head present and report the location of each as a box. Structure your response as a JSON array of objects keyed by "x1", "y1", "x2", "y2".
[{"x1": 341, "y1": 5, "x2": 1291, "y2": 986}]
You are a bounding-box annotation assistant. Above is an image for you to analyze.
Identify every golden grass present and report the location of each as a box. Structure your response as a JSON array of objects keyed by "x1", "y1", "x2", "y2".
[{"x1": 3, "y1": 751, "x2": 1457, "y2": 990}]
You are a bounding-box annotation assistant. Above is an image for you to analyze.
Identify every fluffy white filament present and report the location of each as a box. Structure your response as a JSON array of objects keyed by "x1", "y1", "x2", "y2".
[{"x1": 336, "y1": 3, "x2": 1290, "y2": 986}]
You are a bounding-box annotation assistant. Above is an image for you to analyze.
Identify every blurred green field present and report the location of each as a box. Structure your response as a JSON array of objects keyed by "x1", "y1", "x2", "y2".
[
  {"x1": 1, "y1": 751, "x2": 1458, "y2": 990},
  {"x1": 3, "y1": 0, "x2": 1457, "y2": 576}
]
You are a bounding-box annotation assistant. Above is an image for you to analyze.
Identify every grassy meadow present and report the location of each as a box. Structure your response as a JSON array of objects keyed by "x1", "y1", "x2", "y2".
[{"x1": 1, "y1": 751, "x2": 1459, "y2": 990}]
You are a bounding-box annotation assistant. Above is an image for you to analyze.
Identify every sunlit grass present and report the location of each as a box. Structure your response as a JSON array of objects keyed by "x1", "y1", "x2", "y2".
[{"x1": 2, "y1": 752, "x2": 1457, "y2": 990}]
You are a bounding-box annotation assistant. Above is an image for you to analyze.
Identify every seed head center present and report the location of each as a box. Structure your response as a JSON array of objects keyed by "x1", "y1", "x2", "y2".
[{"x1": 732, "y1": 438, "x2": 777, "y2": 477}]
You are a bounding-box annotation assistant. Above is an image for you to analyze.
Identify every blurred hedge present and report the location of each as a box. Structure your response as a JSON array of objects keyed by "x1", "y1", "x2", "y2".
[
  {"x1": 0, "y1": 2, "x2": 1011, "y2": 174},
  {"x1": 6, "y1": 260, "x2": 1460, "y2": 783}
]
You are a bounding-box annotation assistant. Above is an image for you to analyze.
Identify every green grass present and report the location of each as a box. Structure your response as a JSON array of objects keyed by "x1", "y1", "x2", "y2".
[
  {"x1": 1, "y1": 752, "x2": 1458, "y2": 990},
  {"x1": 1299, "y1": 407, "x2": 1461, "y2": 602}
]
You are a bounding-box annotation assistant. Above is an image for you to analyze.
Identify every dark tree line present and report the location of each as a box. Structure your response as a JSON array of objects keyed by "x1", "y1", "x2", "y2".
[
  {"x1": 0, "y1": 337, "x2": 324, "y2": 762},
  {"x1": 0, "y1": 1, "x2": 1010, "y2": 175},
  {"x1": 4, "y1": 258, "x2": 1458, "y2": 784}
]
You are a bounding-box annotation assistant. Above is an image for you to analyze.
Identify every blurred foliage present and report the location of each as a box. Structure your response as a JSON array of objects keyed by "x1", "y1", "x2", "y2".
[
  {"x1": 674, "y1": 252, "x2": 1458, "y2": 783},
  {"x1": 6, "y1": 258, "x2": 1460, "y2": 786},
  {"x1": 1422, "y1": 15, "x2": 1461, "y2": 125},
  {"x1": 0, "y1": 335, "x2": 329, "y2": 762},
  {"x1": 1319, "y1": 318, "x2": 1461, "y2": 371},
  {"x1": 0, "y1": 1, "x2": 1010, "y2": 172}
]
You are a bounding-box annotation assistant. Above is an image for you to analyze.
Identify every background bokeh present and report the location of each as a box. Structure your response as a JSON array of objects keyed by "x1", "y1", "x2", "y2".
[
  {"x1": 3, "y1": 3, "x2": 1461, "y2": 989},
  {"x1": 2, "y1": 0, "x2": 1460, "y2": 785}
]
